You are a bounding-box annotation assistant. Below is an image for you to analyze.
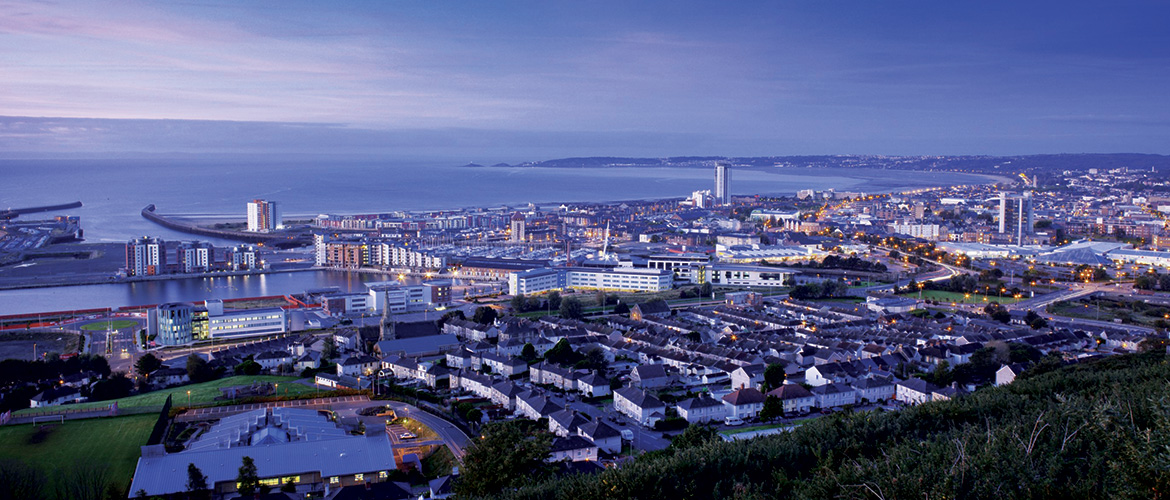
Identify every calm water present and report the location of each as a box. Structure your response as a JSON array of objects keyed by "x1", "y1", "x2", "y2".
[
  {"x1": 0, "y1": 158, "x2": 992, "y2": 314},
  {"x1": 0, "y1": 270, "x2": 467, "y2": 316},
  {"x1": 0, "y1": 159, "x2": 992, "y2": 243}
]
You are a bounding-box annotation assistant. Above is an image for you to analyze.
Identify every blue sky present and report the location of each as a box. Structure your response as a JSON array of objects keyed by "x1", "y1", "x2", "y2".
[{"x1": 1, "y1": 1, "x2": 1168, "y2": 159}]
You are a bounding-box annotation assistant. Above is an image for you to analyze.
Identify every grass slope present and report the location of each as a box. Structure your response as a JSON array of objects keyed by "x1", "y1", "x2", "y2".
[
  {"x1": 489, "y1": 351, "x2": 1170, "y2": 500},
  {"x1": 15, "y1": 375, "x2": 309, "y2": 415},
  {"x1": 0, "y1": 414, "x2": 156, "y2": 496}
]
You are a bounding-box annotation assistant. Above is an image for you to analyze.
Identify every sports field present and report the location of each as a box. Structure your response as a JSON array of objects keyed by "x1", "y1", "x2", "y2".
[
  {"x1": 79, "y1": 320, "x2": 138, "y2": 331},
  {"x1": 899, "y1": 290, "x2": 1024, "y2": 304},
  {"x1": 0, "y1": 414, "x2": 156, "y2": 496},
  {"x1": 14, "y1": 375, "x2": 309, "y2": 416}
]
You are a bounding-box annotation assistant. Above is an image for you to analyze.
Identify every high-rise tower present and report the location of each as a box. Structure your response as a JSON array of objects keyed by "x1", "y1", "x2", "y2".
[
  {"x1": 510, "y1": 212, "x2": 526, "y2": 242},
  {"x1": 246, "y1": 199, "x2": 282, "y2": 232},
  {"x1": 715, "y1": 162, "x2": 730, "y2": 205}
]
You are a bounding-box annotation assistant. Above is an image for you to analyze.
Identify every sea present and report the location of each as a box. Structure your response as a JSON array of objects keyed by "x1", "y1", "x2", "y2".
[{"x1": 0, "y1": 158, "x2": 993, "y2": 315}]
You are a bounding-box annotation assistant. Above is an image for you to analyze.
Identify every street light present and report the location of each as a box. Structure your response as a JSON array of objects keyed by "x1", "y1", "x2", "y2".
[{"x1": 187, "y1": 390, "x2": 191, "y2": 407}]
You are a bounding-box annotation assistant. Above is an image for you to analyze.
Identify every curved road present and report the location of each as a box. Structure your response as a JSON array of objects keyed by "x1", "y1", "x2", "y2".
[{"x1": 386, "y1": 401, "x2": 471, "y2": 459}]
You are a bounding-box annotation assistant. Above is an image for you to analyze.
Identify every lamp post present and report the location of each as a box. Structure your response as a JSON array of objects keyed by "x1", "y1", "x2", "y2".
[{"x1": 187, "y1": 390, "x2": 191, "y2": 407}]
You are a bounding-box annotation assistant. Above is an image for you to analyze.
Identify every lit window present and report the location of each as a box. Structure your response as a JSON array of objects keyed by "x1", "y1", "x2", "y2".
[{"x1": 329, "y1": 476, "x2": 339, "y2": 484}]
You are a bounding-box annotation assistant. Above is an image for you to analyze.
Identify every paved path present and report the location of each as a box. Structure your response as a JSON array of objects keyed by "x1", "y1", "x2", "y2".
[{"x1": 176, "y1": 395, "x2": 369, "y2": 421}]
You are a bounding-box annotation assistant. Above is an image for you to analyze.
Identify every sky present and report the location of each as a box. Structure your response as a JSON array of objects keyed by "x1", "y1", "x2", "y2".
[{"x1": 1, "y1": 0, "x2": 1169, "y2": 160}]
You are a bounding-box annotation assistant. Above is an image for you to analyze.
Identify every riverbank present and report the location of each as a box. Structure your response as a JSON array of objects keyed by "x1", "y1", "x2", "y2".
[{"x1": 0, "y1": 265, "x2": 317, "y2": 292}]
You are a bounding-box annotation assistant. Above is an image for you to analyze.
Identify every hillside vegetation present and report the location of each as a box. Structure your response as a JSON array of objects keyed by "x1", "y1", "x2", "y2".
[{"x1": 490, "y1": 352, "x2": 1170, "y2": 500}]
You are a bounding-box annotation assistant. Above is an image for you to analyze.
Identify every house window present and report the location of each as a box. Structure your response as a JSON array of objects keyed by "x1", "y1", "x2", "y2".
[
  {"x1": 354, "y1": 474, "x2": 364, "y2": 482},
  {"x1": 329, "y1": 476, "x2": 339, "y2": 484}
]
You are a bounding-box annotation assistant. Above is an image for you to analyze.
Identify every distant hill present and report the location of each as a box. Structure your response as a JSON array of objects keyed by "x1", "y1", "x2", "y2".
[
  {"x1": 483, "y1": 350, "x2": 1170, "y2": 500},
  {"x1": 477, "y1": 153, "x2": 1170, "y2": 175}
]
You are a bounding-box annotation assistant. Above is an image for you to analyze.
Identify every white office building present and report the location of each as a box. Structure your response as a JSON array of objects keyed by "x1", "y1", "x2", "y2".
[{"x1": 508, "y1": 267, "x2": 673, "y2": 295}]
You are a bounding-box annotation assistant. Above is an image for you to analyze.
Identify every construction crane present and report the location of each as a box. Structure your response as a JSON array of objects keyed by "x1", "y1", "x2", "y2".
[{"x1": 1018, "y1": 173, "x2": 1037, "y2": 187}]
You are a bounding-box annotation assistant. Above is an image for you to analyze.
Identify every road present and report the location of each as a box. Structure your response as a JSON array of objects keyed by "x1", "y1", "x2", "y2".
[{"x1": 384, "y1": 401, "x2": 472, "y2": 458}]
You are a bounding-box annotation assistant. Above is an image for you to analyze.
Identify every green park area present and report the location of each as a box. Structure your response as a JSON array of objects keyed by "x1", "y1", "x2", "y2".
[
  {"x1": 15, "y1": 375, "x2": 309, "y2": 416},
  {"x1": 900, "y1": 289, "x2": 1024, "y2": 305},
  {"x1": 1049, "y1": 297, "x2": 1170, "y2": 328},
  {"x1": 79, "y1": 320, "x2": 138, "y2": 331},
  {"x1": 0, "y1": 414, "x2": 156, "y2": 497}
]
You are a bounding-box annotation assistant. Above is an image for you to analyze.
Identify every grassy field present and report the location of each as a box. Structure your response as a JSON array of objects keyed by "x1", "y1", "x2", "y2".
[
  {"x1": 421, "y1": 446, "x2": 456, "y2": 479},
  {"x1": 80, "y1": 320, "x2": 137, "y2": 331},
  {"x1": 0, "y1": 414, "x2": 156, "y2": 496},
  {"x1": 900, "y1": 290, "x2": 1024, "y2": 305},
  {"x1": 721, "y1": 423, "x2": 791, "y2": 435},
  {"x1": 1049, "y1": 298, "x2": 1169, "y2": 327},
  {"x1": 14, "y1": 375, "x2": 309, "y2": 416}
]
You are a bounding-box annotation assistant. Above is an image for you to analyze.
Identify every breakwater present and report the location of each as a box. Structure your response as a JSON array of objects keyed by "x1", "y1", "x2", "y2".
[
  {"x1": 141, "y1": 204, "x2": 310, "y2": 247},
  {"x1": 0, "y1": 201, "x2": 83, "y2": 220}
]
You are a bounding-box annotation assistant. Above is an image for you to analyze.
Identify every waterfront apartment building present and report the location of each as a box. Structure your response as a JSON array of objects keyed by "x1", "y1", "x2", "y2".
[
  {"x1": 125, "y1": 236, "x2": 166, "y2": 276},
  {"x1": 246, "y1": 199, "x2": 282, "y2": 232},
  {"x1": 314, "y1": 238, "x2": 370, "y2": 268},
  {"x1": 372, "y1": 243, "x2": 446, "y2": 270},
  {"x1": 715, "y1": 162, "x2": 731, "y2": 205},
  {"x1": 226, "y1": 244, "x2": 258, "y2": 271},
  {"x1": 175, "y1": 241, "x2": 212, "y2": 273}
]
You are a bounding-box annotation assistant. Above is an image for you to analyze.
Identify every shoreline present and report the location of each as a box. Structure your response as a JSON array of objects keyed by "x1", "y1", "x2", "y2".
[
  {"x1": 145, "y1": 167, "x2": 1004, "y2": 221},
  {"x1": 0, "y1": 266, "x2": 318, "y2": 292}
]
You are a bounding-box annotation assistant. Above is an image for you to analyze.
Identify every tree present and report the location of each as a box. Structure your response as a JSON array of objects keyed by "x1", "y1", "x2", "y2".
[
  {"x1": 473, "y1": 306, "x2": 498, "y2": 325},
  {"x1": 763, "y1": 363, "x2": 786, "y2": 393},
  {"x1": 186, "y1": 354, "x2": 218, "y2": 383},
  {"x1": 1024, "y1": 310, "x2": 1048, "y2": 330},
  {"x1": 322, "y1": 338, "x2": 338, "y2": 361},
  {"x1": 669, "y1": 423, "x2": 720, "y2": 450},
  {"x1": 234, "y1": 357, "x2": 261, "y2": 376},
  {"x1": 454, "y1": 421, "x2": 553, "y2": 497},
  {"x1": 576, "y1": 347, "x2": 607, "y2": 372},
  {"x1": 613, "y1": 301, "x2": 630, "y2": 315},
  {"x1": 544, "y1": 339, "x2": 576, "y2": 365},
  {"x1": 186, "y1": 463, "x2": 209, "y2": 500},
  {"x1": 437, "y1": 309, "x2": 465, "y2": 328},
  {"x1": 759, "y1": 395, "x2": 784, "y2": 422},
  {"x1": 595, "y1": 290, "x2": 607, "y2": 308},
  {"x1": 699, "y1": 282, "x2": 714, "y2": 298},
  {"x1": 520, "y1": 343, "x2": 537, "y2": 362},
  {"x1": 547, "y1": 291, "x2": 562, "y2": 310},
  {"x1": 559, "y1": 297, "x2": 584, "y2": 320},
  {"x1": 236, "y1": 456, "x2": 259, "y2": 497},
  {"x1": 511, "y1": 294, "x2": 529, "y2": 312},
  {"x1": 89, "y1": 371, "x2": 133, "y2": 401},
  {"x1": 928, "y1": 360, "x2": 953, "y2": 387},
  {"x1": 135, "y1": 353, "x2": 162, "y2": 377}
]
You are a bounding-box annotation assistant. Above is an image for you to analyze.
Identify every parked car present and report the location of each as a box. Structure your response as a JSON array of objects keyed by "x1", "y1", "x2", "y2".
[
  {"x1": 620, "y1": 429, "x2": 634, "y2": 441},
  {"x1": 724, "y1": 416, "x2": 745, "y2": 426}
]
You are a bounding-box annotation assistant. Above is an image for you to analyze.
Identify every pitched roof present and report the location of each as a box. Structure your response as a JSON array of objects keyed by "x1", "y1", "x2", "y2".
[
  {"x1": 722, "y1": 387, "x2": 766, "y2": 406},
  {"x1": 766, "y1": 384, "x2": 813, "y2": 400},
  {"x1": 615, "y1": 387, "x2": 664, "y2": 409},
  {"x1": 578, "y1": 420, "x2": 621, "y2": 440}
]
